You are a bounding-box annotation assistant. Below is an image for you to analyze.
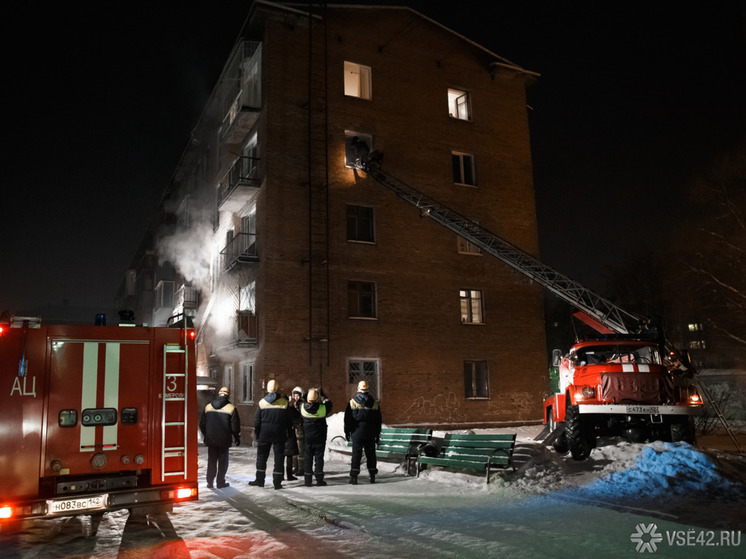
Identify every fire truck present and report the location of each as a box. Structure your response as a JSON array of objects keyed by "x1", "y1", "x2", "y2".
[
  {"x1": 0, "y1": 314, "x2": 198, "y2": 530},
  {"x1": 356, "y1": 155, "x2": 739, "y2": 459}
]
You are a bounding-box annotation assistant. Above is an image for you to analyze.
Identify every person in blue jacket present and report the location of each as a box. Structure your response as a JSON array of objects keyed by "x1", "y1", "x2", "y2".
[
  {"x1": 300, "y1": 388, "x2": 332, "y2": 487},
  {"x1": 249, "y1": 379, "x2": 291, "y2": 489},
  {"x1": 199, "y1": 386, "x2": 241, "y2": 489},
  {"x1": 344, "y1": 380, "x2": 382, "y2": 485}
]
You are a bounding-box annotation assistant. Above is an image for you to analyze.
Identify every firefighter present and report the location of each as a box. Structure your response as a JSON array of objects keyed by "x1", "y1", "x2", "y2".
[
  {"x1": 344, "y1": 380, "x2": 382, "y2": 484},
  {"x1": 249, "y1": 379, "x2": 291, "y2": 489},
  {"x1": 300, "y1": 387, "x2": 332, "y2": 487},
  {"x1": 199, "y1": 386, "x2": 241, "y2": 489}
]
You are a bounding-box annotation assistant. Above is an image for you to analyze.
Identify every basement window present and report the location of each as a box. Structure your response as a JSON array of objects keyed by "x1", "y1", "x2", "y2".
[
  {"x1": 344, "y1": 61, "x2": 372, "y2": 100},
  {"x1": 349, "y1": 359, "x2": 380, "y2": 399},
  {"x1": 448, "y1": 88, "x2": 471, "y2": 120},
  {"x1": 464, "y1": 360, "x2": 490, "y2": 399}
]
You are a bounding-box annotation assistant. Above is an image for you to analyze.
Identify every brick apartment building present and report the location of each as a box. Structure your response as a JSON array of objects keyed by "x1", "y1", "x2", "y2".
[{"x1": 120, "y1": 1, "x2": 548, "y2": 430}]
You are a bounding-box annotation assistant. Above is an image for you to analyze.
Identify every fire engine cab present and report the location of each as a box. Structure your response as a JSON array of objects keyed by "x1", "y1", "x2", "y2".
[{"x1": 0, "y1": 315, "x2": 198, "y2": 529}]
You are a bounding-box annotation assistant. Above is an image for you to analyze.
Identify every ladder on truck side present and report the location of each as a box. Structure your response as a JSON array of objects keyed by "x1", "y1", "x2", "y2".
[
  {"x1": 161, "y1": 342, "x2": 189, "y2": 480},
  {"x1": 358, "y1": 158, "x2": 742, "y2": 452}
]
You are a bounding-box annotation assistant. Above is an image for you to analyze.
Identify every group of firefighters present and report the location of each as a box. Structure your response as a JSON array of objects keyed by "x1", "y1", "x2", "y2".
[{"x1": 199, "y1": 380, "x2": 382, "y2": 491}]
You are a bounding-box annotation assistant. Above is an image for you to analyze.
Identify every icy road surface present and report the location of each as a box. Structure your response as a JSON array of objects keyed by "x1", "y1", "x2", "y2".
[{"x1": 3, "y1": 420, "x2": 745, "y2": 558}]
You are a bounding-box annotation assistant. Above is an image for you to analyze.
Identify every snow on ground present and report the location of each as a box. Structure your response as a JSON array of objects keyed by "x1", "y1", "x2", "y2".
[{"x1": 4, "y1": 413, "x2": 746, "y2": 558}]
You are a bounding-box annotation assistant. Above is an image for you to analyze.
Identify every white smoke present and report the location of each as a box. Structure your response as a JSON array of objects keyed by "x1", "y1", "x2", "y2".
[{"x1": 158, "y1": 222, "x2": 216, "y2": 295}]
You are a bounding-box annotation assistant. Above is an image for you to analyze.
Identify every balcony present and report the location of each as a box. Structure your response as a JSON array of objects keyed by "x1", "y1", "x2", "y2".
[
  {"x1": 221, "y1": 94, "x2": 261, "y2": 144},
  {"x1": 235, "y1": 310, "x2": 258, "y2": 346},
  {"x1": 217, "y1": 156, "x2": 261, "y2": 212},
  {"x1": 221, "y1": 232, "x2": 258, "y2": 270},
  {"x1": 175, "y1": 284, "x2": 200, "y2": 316}
]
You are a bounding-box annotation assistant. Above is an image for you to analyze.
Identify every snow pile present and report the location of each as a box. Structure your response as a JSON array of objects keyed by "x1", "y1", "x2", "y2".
[{"x1": 570, "y1": 441, "x2": 745, "y2": 501}]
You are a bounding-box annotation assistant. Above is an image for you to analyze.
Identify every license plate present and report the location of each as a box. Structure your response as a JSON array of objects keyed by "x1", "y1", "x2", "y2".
[
  {"x1": 48, "y1": 495, "x2": 108, "y2": 515},
  {"x1": 626, "y1": 405, "x2": 659, "y2": 414}
]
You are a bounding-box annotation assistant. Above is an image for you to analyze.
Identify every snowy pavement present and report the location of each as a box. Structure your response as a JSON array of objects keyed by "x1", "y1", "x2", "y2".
[{"x1": 3, "y1": 416, "x2": 746, "y2": 558}]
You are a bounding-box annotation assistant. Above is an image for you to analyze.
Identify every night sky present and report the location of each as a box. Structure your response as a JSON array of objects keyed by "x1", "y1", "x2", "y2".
[{"x1": 3, "y1": 1, "x2": 745, "y2": 316}]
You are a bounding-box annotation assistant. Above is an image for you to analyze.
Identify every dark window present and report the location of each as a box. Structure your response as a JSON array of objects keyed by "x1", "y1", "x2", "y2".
[
  {"x1": 347, "y1": 205, "x2": 375, "y2": 243},
  {"x1": 464, "y1": 360, "x2": 489, "y2": 398},
  {"x1": 348, "y1": 281, "x2": 376, "y2": 318}
]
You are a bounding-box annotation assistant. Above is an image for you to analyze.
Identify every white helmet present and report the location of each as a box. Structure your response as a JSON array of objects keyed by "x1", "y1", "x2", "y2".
[
  {"x1": 357, "y1": 380, "x2": 369, "y2": 393},
  {"x1": 267, "y1": 379, "x2": 279, "y2": 393}
]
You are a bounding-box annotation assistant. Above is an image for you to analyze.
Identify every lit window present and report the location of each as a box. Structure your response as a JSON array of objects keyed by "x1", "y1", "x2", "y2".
[
  {"x1": 688, "y1": 323, "x2": 704, "y2": 332},
  {"x1": 349, "y1": 281, "x2": 377, "y2": 318},
  {"x1": 344, "y1": 61, "x2": 372, "y2": 100},
  {"x1": 345, "y1": 131, "x2": 373, "y2": 168},
  {"x1": 448, "y1": 88, "x2": 471, "y2": 120},
  {"x1": 349, "y1": 359, "x2": 380, "y2": 399},
  {"x1": 452, "y1": 151, "x2": 476, "y2": 186},
  {"x1": 460, "y1": 289, "x2": 483, "y2": 324},
  {"x1": 464, "y1": 360, "x2": 489, "y2": 398},
  {"x1": 347, "y1": 205, "x2": 375, "y2": 243}
]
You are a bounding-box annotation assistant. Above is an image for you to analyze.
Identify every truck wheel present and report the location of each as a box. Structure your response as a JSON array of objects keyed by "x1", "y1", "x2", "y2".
[
  {"x1": 565, "y1": 401, "x2": 593, "y2": 461},
  {"x1": 548, "y1": 409, "x2": 569, "y2": 454},
  {"x1": 553, "y1": 429, "x2": 569, "y2": 454}
]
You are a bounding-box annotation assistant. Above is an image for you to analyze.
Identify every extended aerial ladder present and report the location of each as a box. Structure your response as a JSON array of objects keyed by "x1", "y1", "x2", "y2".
[{"x1": 357, "y1": 154, "x2": 741, "y2": 452}]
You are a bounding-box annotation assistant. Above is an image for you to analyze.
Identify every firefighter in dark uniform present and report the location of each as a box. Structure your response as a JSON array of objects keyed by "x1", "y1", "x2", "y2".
[
  {"x1": 199, "y1": 386, "x2": 241, "y2": 489},
  {"x1": 344, "y1": 380, "x2": 382, "y2": 484},
  {"x1": 249, "y1": 379, "x2": 291, "y2": 489},
  {"x1": 300, "y1": 388, "x2": 332, "y2": 487}
]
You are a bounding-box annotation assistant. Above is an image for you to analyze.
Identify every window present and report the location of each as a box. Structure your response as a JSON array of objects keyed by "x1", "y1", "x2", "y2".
[
  {"x1": 241, "y1": 133, "x2": 258, "y2": 179},
  {"x1": 448, "y1": 88, "x2": 471, "y2": 120},
  {"x1": 240, "y1": 209, "x2": 257, "y2": 258},
  {"x1": 344, "y1": 61, "x2": 372, "y2": 100},
  {"x1": 689, "y1": 340, "x2": 707, "y2": 350},
  {"x1": 347, "y1": 205, "x2": 375, "y2": 243},
  {"x1": 688, "y1": 323, "x2": 704, "y2": 332},
  {"x1": 240, "y1": 361, "x2": 254, "y2": 404},
  {"x1": 239, "y1": 281, "x2": 255, "y2": 313},
  {"x1": 345, "y1": 131, "x2": 372, "y2": 168},
  {"x1": 457, "y1": 236, "x2": 481, "y2": 255},
  {"x1": 464, "y1": 360, "x2": 489, "y2": 398},
  {"x1": 349, "y1": 359, "x2": 380, "y2": 399},
  {"x1": 348, "y1": 281, "x2": 377, "y2": 318},
  {"x1": 452, "y1": 151, "x2": 476, "y2": 186},
  {"x1": 460, "y1": 289, "x2": 483, "y2": 324},
  {"x1": 223, "y1": 365, "x2": 234, "y2": 394},
  {"x1": 154, "y1": 280, "x2": 174, "y2": 309}
]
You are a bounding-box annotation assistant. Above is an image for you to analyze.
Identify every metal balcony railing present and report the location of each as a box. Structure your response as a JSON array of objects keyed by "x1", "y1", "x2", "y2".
[
  {"x1": 220, "y1": 232, "x2": 259, "y2": 270},
  {"x1": 217, "y1": 156, "x2": 261, "y2": 212}
]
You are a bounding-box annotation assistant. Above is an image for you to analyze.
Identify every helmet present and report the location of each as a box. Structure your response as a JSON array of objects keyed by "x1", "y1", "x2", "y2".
[
  {"x1": 292, "y1": 386, "x2": 304, "y2": 396},
  {"x1": 218, "y1": 386, "x2": 230, "y2": 396},
  {"x1": 307, "y1": 388, "x2": 319, "y2": 402},
  {"x1": 357, "y1": 380, "x2": 369, "y2": 393},
  {"x1": 267, "y1": 379, "x2": 279, "y2": 393}
]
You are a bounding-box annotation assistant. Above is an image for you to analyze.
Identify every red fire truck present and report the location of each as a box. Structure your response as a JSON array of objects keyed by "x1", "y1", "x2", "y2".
[{"x1": 0, "y1": 315, "x2": 198, "y2": 529}]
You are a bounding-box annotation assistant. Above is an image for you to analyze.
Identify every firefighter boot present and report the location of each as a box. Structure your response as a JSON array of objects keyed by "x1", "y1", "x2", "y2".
[
  {"x1": 369, "y1": 468, "x2": 377, "y2": 484},
  {"x1": 249, "y1": 472, "x2": 265, "y2": 487},
  {"x1": 304, "y1": 474, "x2": 313, "y2": 487},
  {"x1": 349, "y1": 475, "x2": 358, "y2": 485},
  {"x1": 273, "y1": 472, "x2": 283, "y2": 490},
  {"x1": 286, "y1": 458, "x2": 297, "y2": 481},
  {"x1": 316, "y1": 473, "x2": 327, "y2": 487}
]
